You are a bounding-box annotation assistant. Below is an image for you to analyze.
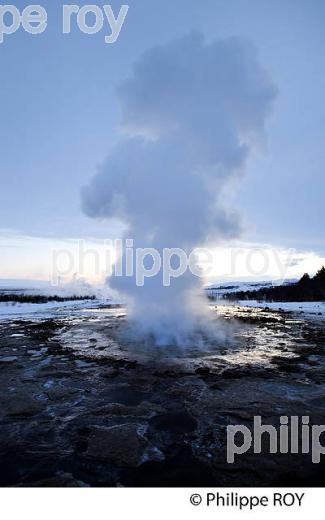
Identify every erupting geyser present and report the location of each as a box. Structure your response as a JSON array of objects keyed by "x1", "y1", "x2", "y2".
[{"x1": 82, "y1": 32, "x2": 277, "y2": 345}]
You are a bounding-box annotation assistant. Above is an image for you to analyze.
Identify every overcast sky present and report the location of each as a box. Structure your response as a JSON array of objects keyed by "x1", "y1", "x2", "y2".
[{"x1": 1, "y1": 0, "x2": 325, "y2": 281}]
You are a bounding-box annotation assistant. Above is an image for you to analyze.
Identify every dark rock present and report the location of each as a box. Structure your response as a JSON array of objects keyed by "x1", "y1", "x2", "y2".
[
  {"x1": 21, "y1": 472, "x2": 89, "y2": 487},
  {"x1": 45, "y1": 385, "x2": 79, "y2": 401},
  {"x1": 150, "y1": 411, "x2": 197, "y2": 434},
  {"x1": 195, "y1": 366, "x2": 210, "y2": 376},
  {"x1": 92, "y1": 401, "x2": 164, "y2": 418},
  {"x1": 86, "y1": 423, "x2": 163, "y2": 467},
  {"x1": 0, "y1": 356, "x2": 18, "y2": 363},
  {"x1": 4, "y1": 394, "x2": 44, "y2": 417}
]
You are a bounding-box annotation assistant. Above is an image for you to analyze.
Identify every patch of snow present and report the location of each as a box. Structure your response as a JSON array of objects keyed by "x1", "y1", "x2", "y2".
[
  {"x1": 236, "y1": 300, "x2": 325, "y2": 318},
  {"x1": 0, "y1": 298, "x2": 122, "y2": 320},
  {"x1": 205, "y1": 279, "x2": 296, "y2": 299}
]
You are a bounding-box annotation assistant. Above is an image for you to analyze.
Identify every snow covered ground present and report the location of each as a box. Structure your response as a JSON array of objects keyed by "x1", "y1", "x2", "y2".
[
  {"x1": 0, "y1": 299, "x2": 110, "y2": 320},
  {"x1": 205, "y1": 279, "x2": 296, "y2": 298},
  {"x1": 206, "y1": 279, "x2": 325, "y2": 319},
  {"x1": 1, "y1": 279, "x2": 324, "y2": 321},
  {"x1": 0, "y1": 279, "x2": 120, "y2": 320},
  {"x1": 235, "y1": 299, "x2": 325, "y2": 317}
]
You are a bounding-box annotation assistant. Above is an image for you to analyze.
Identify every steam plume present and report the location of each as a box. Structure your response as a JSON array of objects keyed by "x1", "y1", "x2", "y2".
[{"x1": 82, "y1": 33, "x2": 277, "y2": 344}]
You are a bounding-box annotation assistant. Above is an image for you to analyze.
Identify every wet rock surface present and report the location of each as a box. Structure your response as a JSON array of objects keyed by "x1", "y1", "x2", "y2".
[
  {"x1": 0, "y1": 305, "x2": 325, "y2": 486},
  {"x1": 86, "y1": 423, "x2": 164, "y2": 467}
]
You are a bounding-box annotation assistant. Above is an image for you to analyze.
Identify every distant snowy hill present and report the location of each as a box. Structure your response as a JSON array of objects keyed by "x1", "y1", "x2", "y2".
[
  {"x1": 0, "y1": 278, "x2": 97, "y2": 297},
  {"x1": 0, "y1": 279, "x2": 51, "y2": 295},
  {"x1": 205, "y1": 279, "x2": 297, "y2": 299}
]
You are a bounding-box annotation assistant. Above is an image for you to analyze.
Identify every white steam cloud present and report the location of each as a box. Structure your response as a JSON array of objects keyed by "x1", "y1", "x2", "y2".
[{"x1": 82, "y1": 33, "x2": 277, "y2": 345}]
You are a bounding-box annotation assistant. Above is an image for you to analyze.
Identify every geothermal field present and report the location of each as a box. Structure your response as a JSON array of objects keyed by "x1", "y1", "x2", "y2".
[
  {"x1": 1, "y1": 298, "x2": 325, "y2": 487},
  {"x1": 1, "y1": 4, "x2": 325, "y2": 503}
]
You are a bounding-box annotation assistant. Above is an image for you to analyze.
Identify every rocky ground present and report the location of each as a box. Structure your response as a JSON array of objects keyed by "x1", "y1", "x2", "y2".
[{"x1": 1, "y1": 304, "x2": 325, "y2": 487}]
